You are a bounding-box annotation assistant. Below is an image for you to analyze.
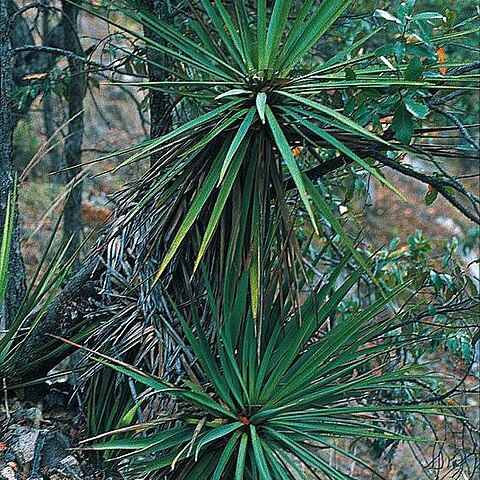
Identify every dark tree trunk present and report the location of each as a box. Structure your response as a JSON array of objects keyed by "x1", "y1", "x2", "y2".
[
  {"x1": 8, "y1": 0, "x2": 85, "y2": 258},
  {"x1": 142, "y1": 0, "x2": 174, "y2": 146},
  {"x1": 61, "y1": 1, "x2": 86, "y2": 270},
  {"x1": 0, "y1": 0, "x2": 26, "y2": 328}
]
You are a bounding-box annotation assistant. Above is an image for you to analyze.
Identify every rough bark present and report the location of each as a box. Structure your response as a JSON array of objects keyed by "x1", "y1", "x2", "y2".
[
  {"x1": 0, "y1": 0, "x2": 26, "y2": 328},
  {"x1": 13, "y1": 260, "x2": 101, "y2": 381},
  {"x1": 142, "y1": 0, "x2": 174, "y2": 146},
  {"x1": 61, "y1": 1, "x2": 86, "y2": 270}
]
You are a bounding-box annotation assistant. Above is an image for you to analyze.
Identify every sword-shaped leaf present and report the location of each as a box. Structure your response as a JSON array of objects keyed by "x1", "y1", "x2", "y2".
[
  {"x1": 219, "y1": 107, "x2": 256, "y2": 181},
  {"x1": 153, "y1": 141, "x2": 230, "y2": 284},
  {"x1": 281, "y1": 0, "x2": 354, "y2": 73},
  {"x1": 265, "y1": 105, "x2": 319, "y2": 234},
  {"x1": 265, "y1": 0, "x2": 293, "y2": 69},
  {"x1": 195, "y1": 136, "x2": 251, "y2": 271}
]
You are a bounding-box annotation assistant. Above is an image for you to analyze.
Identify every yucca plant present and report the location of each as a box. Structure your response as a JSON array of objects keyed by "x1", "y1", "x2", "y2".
[
  {"x1": 70, "y1": 0, "x2": 479, "y2": 406},
  {"x1": 76, "y1": 255, "x2": 457, "y2": 479},
  {"x1": 66, "y1": 1, "x2": 478, "y2": 476},
  {"x1": 76, "y1": 0, "x2": 479, "y2": 304},
  {"x1": 82, "y1": 0, "x2": 478, "y2": 274}
]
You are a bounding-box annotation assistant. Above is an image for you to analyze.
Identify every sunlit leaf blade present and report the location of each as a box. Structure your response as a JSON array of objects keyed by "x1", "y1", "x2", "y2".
[
  {"x1": 235, "y1": 433, "x2": 248, "y2": 480},
  {"x1": 219, "y1": 108, "x2": 256, "y2": 181},
  {"x1": 256, "y1": 92, "x2": 267, "y2": 124},
  {"x1": 215, "y1": 89, "x2": 249, "y2": 100},
  {"x1": 153, "y1": 142, "x2": 230, "y2": 283},
  {"x1": 265, "y1": 105, "x2": 319, "y2": 234},
  {"x1": 0, "y1": 186, "x2": 14, "y2": 308},
  {"x1": 265, "y1": 0, "x2": 293, "y2": 68}
]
